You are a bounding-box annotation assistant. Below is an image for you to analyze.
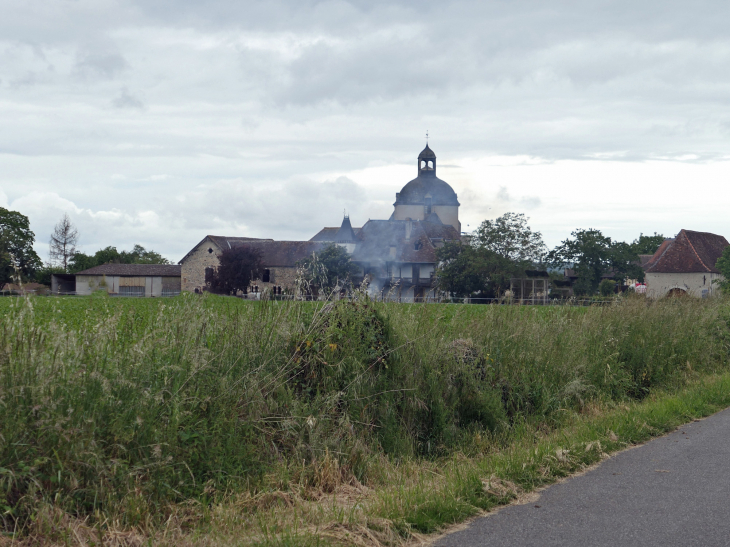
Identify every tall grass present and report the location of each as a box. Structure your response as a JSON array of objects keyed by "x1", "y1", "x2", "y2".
[{"x1": 0, "y1": 294, "x2": 728, "y2": 540}]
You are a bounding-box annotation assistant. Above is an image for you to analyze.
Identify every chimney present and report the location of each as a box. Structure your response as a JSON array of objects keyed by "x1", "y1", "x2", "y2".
[{"x1": 405, "y1": 219, "x2": 412, "y2": 240}]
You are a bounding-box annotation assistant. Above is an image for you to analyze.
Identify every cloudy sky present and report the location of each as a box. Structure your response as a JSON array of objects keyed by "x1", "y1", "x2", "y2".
[{"x1": 2, "y1": 0, "x2": 730, "y2": 262}]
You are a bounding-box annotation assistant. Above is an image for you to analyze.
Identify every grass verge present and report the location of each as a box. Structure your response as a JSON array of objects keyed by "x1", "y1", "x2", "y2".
[{"x1": 168, "y1": 373, "x2": 730, "y2": 547}]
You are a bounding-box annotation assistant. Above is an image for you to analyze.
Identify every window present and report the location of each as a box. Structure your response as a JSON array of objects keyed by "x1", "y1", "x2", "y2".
[
  {"x1": 414, "y1": 241, "x2": 423, "y2": 250},
  {"x1": 262, "y1": 269, "x2": 270, "y2": 283},
  {"x1": 208, "y1": 248, "x2": 213, "y2": 254},
  {"x1": 425, "y1": 197, "x2": 432, "y2": 214},
  {"x1": 119, "y1": 286, "x2": 145, "y2": 297}
]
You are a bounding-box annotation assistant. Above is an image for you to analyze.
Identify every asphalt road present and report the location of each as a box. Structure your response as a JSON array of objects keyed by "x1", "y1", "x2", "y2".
[{"x1": 435, "y1": 408, "x2": 730, "y2": 547}]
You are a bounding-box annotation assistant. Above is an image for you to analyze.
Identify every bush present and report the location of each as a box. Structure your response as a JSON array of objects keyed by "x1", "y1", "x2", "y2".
[{"x1": 599, "y1": 279, "x2": 617, "y2": 296}]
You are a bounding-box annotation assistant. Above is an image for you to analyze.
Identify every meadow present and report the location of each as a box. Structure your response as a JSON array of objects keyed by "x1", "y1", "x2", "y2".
[{"x1": 1, "y1": 293, "x2": 730, "y2": 546}]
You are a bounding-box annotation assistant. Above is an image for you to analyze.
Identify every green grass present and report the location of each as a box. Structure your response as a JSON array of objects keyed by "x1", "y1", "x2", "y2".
[{"x1": 1, "y1": 293, "x2": 729, "y2": 544}]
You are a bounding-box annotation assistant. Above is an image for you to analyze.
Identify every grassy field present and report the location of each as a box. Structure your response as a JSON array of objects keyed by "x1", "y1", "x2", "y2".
[{"x1": 1, "y1": 293, "x2": 729, "y2": 545}]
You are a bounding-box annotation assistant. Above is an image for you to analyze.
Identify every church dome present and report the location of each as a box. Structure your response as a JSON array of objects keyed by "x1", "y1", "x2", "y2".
[{"x1": 394, "y1": 145, "x2": 460, "y2": 206}]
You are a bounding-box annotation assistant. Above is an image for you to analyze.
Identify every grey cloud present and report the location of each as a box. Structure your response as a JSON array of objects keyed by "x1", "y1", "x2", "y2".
[
  {"x1": 112, "y1": 88, "x2": 145, "y2": 109},
  {"x1": 74, "y1": 50, "x2": 128, "y2": 79}
]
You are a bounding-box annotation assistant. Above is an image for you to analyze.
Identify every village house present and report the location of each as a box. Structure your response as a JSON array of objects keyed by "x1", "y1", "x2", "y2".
[
  {"x1": 644, "y1": 229, "x2": 728, "y2": 298},
  {"x1": 179, "y1": 145, "x2": 464, "y2": 300}
]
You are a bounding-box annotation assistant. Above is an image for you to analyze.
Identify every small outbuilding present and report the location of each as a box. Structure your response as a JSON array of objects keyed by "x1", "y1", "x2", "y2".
[
  {"x1": 644, "y1": 229, "x2": 728, "y2": 298},
  {"x1": 60, "y1": 264, "x2": 182, "y2": 297}
]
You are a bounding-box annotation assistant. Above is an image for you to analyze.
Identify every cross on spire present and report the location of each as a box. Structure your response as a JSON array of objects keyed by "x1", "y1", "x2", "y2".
[{"x1": 426, "y1": 130, "x2": 429, "y2": 143}]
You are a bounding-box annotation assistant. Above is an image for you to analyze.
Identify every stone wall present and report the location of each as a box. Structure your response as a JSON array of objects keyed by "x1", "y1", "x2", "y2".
[
  {"x1": 250, "y1": 266, "x2": 298, "y2": 293},
  {"x1": 181, "y1": 238, "x2": 222, "y2": 293},
  {"x1": 181, "y1": 240, "x2": 300, "y2": 294},
  {"x1": 645, "y1": 272, "x2": 723, "y2": 298}
]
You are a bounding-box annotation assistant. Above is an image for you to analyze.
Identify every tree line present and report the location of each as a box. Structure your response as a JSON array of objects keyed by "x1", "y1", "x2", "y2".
[
  {"x1": 436, "y1": 213, "x2": 666, "y2": 298},
  {"x1": 4, "y1": 205, "x2": 730, "y2": 297}
]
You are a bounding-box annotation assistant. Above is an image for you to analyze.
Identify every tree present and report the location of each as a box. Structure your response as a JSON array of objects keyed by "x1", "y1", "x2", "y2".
[
  {"x1": 471, "y1": 212, "x2": 547, "y2": 265},
  {"x1": 609, "y1": 241, "x2": 645, "y2": 282},
  {"x1": 435, "y1": 242, "x2": 517, "y2": 299},
  {"x1": 124, "y1": 244, "x2": 171, "y2": 264},
  {"x1": 631, "y1": 232, "x2": 665, "y2": 255},
  {"x1": 548, "y1": 229, "x2": 643, "y2": 295},
  {"x1": 69, "y1": 244, "x2": 170, "y2": 273},
  {"x1": 548, "y1": 229, "x2": 613, "y2": 296},
  {"x1": 0, "y1": 207, "x2": 42, "y2": 285},
  {"x1": 715, "y1": 246, "x2": 730, "y2": 293},
  {"x1": 297, "y1": 243, "x2": 359, "y2": 294},
  {"x1": 34, "y1": 265, "x2": 66, "y2": 286},
  {"x1": 49, "y1": 213, "x2": 78, "y2": 272},
  {"x1": 208, "y1": 245, "x2": 263, "y2": 295}
]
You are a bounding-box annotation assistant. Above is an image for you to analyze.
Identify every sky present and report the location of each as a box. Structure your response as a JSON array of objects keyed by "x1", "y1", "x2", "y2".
[{"x1": 2, "y1": 0, "x2": 730, "y2": 263}]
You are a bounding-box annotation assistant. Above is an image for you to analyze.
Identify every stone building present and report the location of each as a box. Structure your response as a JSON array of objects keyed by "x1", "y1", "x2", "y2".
[
  {"x1": 179, "y1": 235, "x2": 326, "y2": 294},
  {"x1": 179, "y1": 145, "x2": 463, "y2": 299},
  {"x1": 644, "y1": 229, "x2": 728, "y2": 298}
]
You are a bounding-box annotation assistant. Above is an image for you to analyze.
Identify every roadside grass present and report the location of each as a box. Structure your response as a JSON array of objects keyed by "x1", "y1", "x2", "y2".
[
  {"x1": 215, "y1": 373, "x2": 730, "y2": 546},
  {"x1": 1, "y1": 294, "x2": 730, "y2": 545}
]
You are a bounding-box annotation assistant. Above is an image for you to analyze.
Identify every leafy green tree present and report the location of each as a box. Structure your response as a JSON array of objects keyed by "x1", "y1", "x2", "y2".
[
  {"x1": 123, "y1": 244, "x2": 171, "y2": 264},
  {"x1": 34, "y1": 265, "x2": 66, "y2": 286},
  {"x1": 630, "y1": 232, "x2": 665, "y2": 255},
  {"x1": 609, "y1": 241, "x2": 645, "y2": 283},
  {"x1": 435, "y1": 242, "x2": 516, "y2": 298},
  {"x1": 69, "y1": 244, "x2": 170, "y2": 273},
  {"x1": 471, "y1": 212, "x2": 547, "y2": 265},
  {"x1": 715, "y1": 246, "x2": 730, "y2": 293},
  {"x1": 296, "y1": 243, "x2": 359, "y2": 293},
  {"x1": 549, "y1": 229, "x2": 643, "y2": 295},
  {"x1": 209, "y1": 245, "x2": 263, "y2": 295},
  {"x1": 599, "y1": 279, "x2": 617, "y2": 296},
  {"x1": 317, "y1": 243, "x2": 360, "y2": 289},
  {"x1": 0, "y1": 207, "x2": 42, "y2": 285}
]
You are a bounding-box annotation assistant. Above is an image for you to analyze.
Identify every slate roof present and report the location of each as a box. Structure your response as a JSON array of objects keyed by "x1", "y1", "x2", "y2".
[
  {"x1": 230, "y1": 240, "x2": 327, "y2": 267},
  {"x1": 644, "y1": 230, "x2": 729, "y2": 274},
  {"x1": 75, "y1": 264, "x2": 182, "y2": 276},
  {"x1": 333, "y1": 216, "x2": 358, "y2": 242},
  {"x1": 395, "y1": 174, "x2": 460, "y2": 206},
  {"x1": 418, "y1": 144, "x2": 436, "y2": 159},
  {"x1": 310, "y1": 227, "x2": 362, "y2": 242},
  {"x1": 178, "y1": 235, "x2": 274, "y2": 264},
  {"x1": 351, "y1": 220, "x2": 460, "y2": 264},
  {"x1": 208, "y1": 236, "x2": 272, "y2": 250}
]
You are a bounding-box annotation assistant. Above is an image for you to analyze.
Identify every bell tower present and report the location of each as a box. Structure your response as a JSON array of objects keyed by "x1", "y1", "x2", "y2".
[{"x1": 418, "y1": 145, "x2": 436, "y2": 176}]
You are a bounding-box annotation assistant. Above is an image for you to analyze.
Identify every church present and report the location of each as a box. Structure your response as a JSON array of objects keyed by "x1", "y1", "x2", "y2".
[{"x1": 179, "y1": 145, "x2": 463, "y2": 300}]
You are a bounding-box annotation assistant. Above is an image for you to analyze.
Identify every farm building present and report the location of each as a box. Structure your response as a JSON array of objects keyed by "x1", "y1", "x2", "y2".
[
  {"x1": 644, "y1": 229, "x2": 728, "y2": 298},
  {"x1": 53, "y1": 264, "x2": 182, "y2": 296},
  {"x1": 179, "y1": 236, "x2": 327, "y2": 294}
]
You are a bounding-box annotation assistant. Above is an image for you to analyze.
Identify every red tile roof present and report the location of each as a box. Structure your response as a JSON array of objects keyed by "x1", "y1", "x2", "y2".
[{"x1": 644, "y1": 230, "x2": 729, "y2": 274}]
